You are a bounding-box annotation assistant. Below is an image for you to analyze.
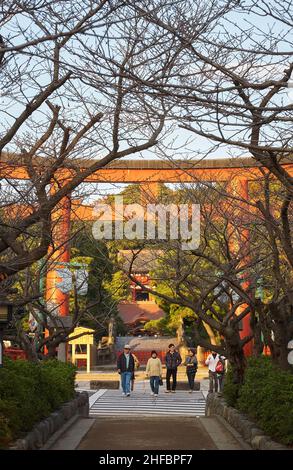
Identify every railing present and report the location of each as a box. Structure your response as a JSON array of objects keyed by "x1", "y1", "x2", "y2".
[{"x1": 4, "y1": 348, "x2": 27, "y2": 360}]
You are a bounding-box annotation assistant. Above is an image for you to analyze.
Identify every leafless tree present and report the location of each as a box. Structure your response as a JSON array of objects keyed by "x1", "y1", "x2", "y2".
[
  {"x1": 0, "y1": 1, "x2": 175, "y2": 288},
  {"x1": 126, "y1": 1, "x2": 292, "y2": 185}
]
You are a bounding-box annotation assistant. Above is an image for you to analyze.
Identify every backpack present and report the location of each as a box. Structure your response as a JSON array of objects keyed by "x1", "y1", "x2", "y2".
[{"x1": 215, "y1": 359, "x2": 224, "y2": 373}]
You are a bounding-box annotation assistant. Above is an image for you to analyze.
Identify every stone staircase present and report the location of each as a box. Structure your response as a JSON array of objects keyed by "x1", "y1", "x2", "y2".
[{"x1": 89, "y1": 382, "x2": 207, "y2": 417}]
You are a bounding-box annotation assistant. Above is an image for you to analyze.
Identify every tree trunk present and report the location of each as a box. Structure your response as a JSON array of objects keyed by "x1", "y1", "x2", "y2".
[
  {"x1": 250, "y1": 309, "x2": 264, "y2": 357},
  {"x1": 260, "y1": 295, "x2": 293, "y2": 372},
  {"x1": 224, "y1": 327, "x2": 247, "y2": 386},
  {"x1": 18, "y1": 332, "x2": 39, "y2": 362},
  {"x1": 203, "y1": 321, "x2": 218, "y2": 345},
  {"x1": 269, "y1": 301, "x2": 292, "y2": 371},
  {"x1": 46, "y1": 342, "x2": 58, "y2": 359}
]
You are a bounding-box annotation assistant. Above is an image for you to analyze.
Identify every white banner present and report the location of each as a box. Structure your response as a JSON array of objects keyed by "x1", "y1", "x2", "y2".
[
  {"x1": 28, "y1": 312, "x2": 38, "y2": 332},
  {"x1": 56, "y1": 267, "x2": 73, "y2": 294}
]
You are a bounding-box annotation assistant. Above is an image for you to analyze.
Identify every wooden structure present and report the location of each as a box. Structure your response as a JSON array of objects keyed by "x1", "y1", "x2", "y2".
[{"x1": 68, "y1": 326, "x2": 96, "y2": 373}]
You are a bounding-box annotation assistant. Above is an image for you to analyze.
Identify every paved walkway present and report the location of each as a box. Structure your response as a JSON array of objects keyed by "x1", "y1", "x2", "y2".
[
  {"x1": 78, "y1": 417, "x2": 216, "y2": 450},
  {"x1": 76, "y1": 416, "x2": 248, "y2": 450}
]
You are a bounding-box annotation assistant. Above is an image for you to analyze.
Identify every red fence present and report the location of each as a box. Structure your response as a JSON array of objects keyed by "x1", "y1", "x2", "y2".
[{"x1": 4, "y1": 348, "x2": 27, "y2": 360}]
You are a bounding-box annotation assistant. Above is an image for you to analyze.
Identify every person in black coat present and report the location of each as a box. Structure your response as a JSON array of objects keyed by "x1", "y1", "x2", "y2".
[
  {"x1": 117, "y1": 344, "x2": 135, "y2": 396},
  {"x1": 165, "y1": 344, "x2": 182, "y2": 393}
]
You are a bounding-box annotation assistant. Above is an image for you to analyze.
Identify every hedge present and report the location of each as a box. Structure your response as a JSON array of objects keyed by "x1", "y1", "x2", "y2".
[
  {"x1": 224, "y1": 356, "x2": 293, "y2": 445},
  {"x1": 0, "y1": 358, "x2": 76, "y2": 448}
]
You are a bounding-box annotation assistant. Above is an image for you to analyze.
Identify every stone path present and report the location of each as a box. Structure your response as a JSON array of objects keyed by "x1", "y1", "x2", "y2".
[
  {"x1": 77, "y1": 416, "x2": 248, "y2": 450},
  {"x1": 78, "y1": 417, "x2": 216, "y2": 450}
]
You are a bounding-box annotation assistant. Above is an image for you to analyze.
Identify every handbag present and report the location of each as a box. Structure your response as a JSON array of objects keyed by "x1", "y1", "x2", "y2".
[{"x1": 159, "y1": 378, "x2": 163, "y2": 386}]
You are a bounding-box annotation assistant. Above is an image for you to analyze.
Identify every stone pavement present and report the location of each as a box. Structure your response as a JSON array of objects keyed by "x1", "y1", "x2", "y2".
[
  {"x1": 78, "y1": 417, "x2": 217, "y2": 450},
  {"x1": 49, "y1": 415, "x2": 248, "y2": 450}
]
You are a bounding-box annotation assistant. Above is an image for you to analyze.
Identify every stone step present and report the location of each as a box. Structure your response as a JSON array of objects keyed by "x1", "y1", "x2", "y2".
[{"x1": 89, "y1": 388, "x2": 206, "y2": 417}]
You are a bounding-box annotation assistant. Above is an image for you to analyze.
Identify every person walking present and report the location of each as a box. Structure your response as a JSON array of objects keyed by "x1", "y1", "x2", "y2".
[
  {"x1": 117, "y1": 344, "x2": 135, "y2": 397},
  {"x1": 165, "y1": 344, "x2": 182, "y2": 393},
  {"x1": 146, "y1": 350, "x2": 162, "y2": 397},
  {"x1": 216, "y1": 355, "x2": 226, "y2": 395},
  {"x1": 205, "y1": 350, "x2": 223, "y2": 393},
  {"x1": 184, "y1": 348, "x2": 198, "y2": 393}
]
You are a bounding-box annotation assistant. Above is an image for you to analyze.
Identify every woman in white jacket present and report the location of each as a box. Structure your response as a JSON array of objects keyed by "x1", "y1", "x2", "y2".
[{"x1": 146, "y1": 350, "x2": 163, "y2": 396}]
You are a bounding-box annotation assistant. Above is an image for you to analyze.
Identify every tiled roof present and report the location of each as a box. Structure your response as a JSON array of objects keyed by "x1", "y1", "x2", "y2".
[
  {"x1": 118, "y1": 301, "x2": 165, "y2": 324},
  {"x1": 118, "y1": 250, "x2": 162, "y2": 273}
]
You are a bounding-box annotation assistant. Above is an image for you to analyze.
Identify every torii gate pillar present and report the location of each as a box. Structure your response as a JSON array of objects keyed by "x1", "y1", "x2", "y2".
[{"x1": 45, "y1": 194, "x2": 71, "y2": 318}]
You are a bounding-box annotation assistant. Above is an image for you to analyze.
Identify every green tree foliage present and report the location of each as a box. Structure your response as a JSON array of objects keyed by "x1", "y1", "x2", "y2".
[
  {"x1": 103, "y1": 270, "x2": 131, "y2": 303},
  {"x1": 143, "y1": 282, "x2": 197, "y2": 336}
]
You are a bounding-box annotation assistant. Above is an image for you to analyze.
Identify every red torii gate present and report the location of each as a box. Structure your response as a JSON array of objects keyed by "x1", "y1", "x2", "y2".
[{"x1": 1, "y1": 155, "x2": 293, "y2": 355}]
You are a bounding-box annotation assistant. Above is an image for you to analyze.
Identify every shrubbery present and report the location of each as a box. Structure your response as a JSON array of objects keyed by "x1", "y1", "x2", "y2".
[
  {"x1": 0, "y1": 358, "x2": 76, "y2": 448},
  {"x1": 224, "y1": 356, "x2": 293, "y2": 445},
  {"x1": 222, "y1": 366, "x2": 239, "y2": 407}
]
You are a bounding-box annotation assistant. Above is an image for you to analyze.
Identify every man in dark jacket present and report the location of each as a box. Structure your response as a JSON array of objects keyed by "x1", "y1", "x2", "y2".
[
  {"x1": 165, "y1": 344, "x2": 182, "y2": 393},
  {"x1": 117, "y1": 344, "x2": 135, "y2": 396}
]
